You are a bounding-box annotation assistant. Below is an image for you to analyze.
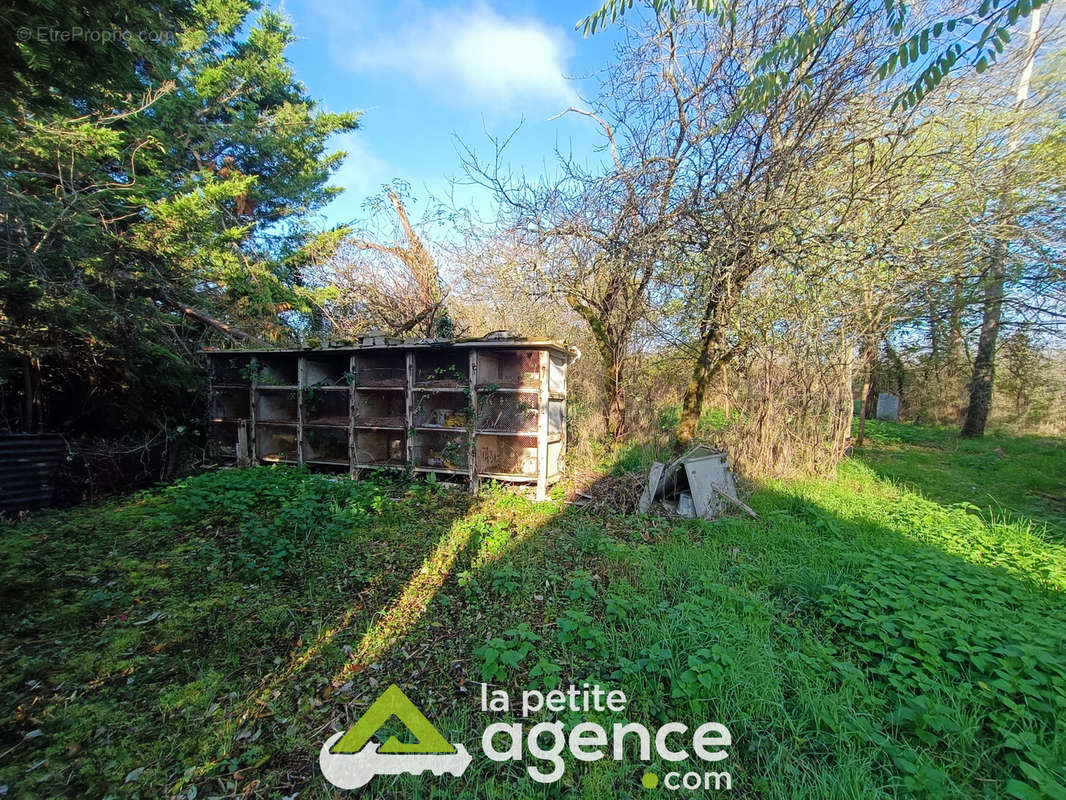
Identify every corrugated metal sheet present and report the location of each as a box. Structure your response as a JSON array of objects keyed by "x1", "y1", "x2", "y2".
[{"x1": 0, "y1": 434, "x2": 69, "y2": 514}]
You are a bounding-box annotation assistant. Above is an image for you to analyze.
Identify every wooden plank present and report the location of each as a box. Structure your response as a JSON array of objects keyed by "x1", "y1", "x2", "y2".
[
  {"x1": 405, "y1": 351, "x2": 415, "y2": 469},
  {"x1": 559, "y1": 357, "x2": 568, "y2": 474},
  {"x1": 249, "y1": 356, "x2": 259, "y2": 464},
  {"x1": 349, "y1": 354, "x2": 357, "y2": 478},
  {"x1": 536, "y1": 350, "x2": 548, "y2": 501},
  {"x1": 237, "y1": 421, "x2": 250, "y2": 467},
  {"x1": 296, "y1": 356, "x2": 305, "y2": 466},
  {"x1": 469, "y1": 350, "x2": 479, "y2": 494},
  {"x1": 711, "y1": 483, "x2": 760, "y2": 520}
]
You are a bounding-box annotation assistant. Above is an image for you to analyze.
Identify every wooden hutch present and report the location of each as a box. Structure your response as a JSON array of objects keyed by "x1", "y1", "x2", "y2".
[{"x1": 205, "y1": 337, "x2": 571, "y2": 498}]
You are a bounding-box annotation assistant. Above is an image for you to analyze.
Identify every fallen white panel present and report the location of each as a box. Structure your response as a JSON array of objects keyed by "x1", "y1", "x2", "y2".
[
  {"x1": 678, "y1": 491, "x2": 696, "y2": 518},
  {"x1": 683, "y1": 454, "x2": 733, "y2": 519},
  {"x1": 638, "y1": 461, "x2": 666, "y2": 514}
]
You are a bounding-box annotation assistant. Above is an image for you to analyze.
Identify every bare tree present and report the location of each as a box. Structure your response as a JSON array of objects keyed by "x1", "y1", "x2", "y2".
[
  {"x1": 460, "y1": 0, "x2": 1064, "y2": 455},
  {"x1": 460, "y1": 39, "x2": 699, "y2": 437},
  {"x1": 623, "y1": 1, "x2": 904, "y2": 449},
  {"x1": 321, "y1": 185, "x2": 451, "y2": 339}
]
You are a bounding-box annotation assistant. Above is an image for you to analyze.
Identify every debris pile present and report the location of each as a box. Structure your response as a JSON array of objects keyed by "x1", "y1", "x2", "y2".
[
  {"x1": 570, "y1": 471, "x2": 647, "y2": 514},
  {"x1": 638, "y1": 445, "x2": 757, "y2": 521}
]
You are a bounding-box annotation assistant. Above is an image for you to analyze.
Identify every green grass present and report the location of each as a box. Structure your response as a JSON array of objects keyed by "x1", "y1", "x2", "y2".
[
  {"x1": 2, "y1": 423, "x2": 1065, "y2": 799},
  {"x1": 856, "y1": 419, "x2": 1066, "y2": 539}
]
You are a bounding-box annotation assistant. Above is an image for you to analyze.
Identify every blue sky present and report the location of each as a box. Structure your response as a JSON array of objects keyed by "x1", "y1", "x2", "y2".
[{"x1": 275, "y1": 0, "x2": 623, "y2": 227}]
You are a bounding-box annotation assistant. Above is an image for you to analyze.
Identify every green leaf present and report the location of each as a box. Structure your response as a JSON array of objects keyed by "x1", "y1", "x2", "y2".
[{"x1": 1004, "y1": 780, "x2": 1042, "y2": 800}]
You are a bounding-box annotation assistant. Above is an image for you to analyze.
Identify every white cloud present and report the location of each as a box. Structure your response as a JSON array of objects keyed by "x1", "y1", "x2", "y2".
[
  {"x1": 350, "y1": 4, "x2": 578, "y2": 109},
  {"x1": 328, "y1": 133, "x2": 390, "y2": 202}
]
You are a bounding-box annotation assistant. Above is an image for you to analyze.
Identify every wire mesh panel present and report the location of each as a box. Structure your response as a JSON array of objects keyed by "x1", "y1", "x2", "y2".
[
  {"x1": 211, "y1": 355, "x2": 253, "y2": 385},
  {"x1": 303, "y1": 389, "x2": 349, "y2": 426},
  {"x1": 303, "y1": 427, "x2": 349, "y2": 464},
  {"x1": 256, "y1": 388, "x2": 298, "y2": 422},
  {"x1": 414, "y1": 351, "x2": 468, "y2": 388},
  {"x1": 255, "y1": 355, "x2": 298, "y2": 386},
  {"x1": 355, "y1": 390, "x2": 406, "y2": 428},
  {"x1": 476, "y1": 434, "x2": 538, "y2": 477},
  {"x1": 304, "y1": 354, "x2": 351, "y2": 387},
  {"x1": 354, "y1": 430, "x2": 407, "y2": 467},
  {"x1": 211, "y1": 388, "x2": 250, "y2": 420},
  {"x1": 209, "y1": 421, "x2": 239, "y2": 461},
  {"x1": 414, "y1": 430, "x2": 469, "y2": 470},
  {"x1": 256, "y1": 425, "x2": 297, "y2": 463},
  {"x1": 477, "y1": 391, "x2": 539, "y2": 432},
  {"x1": 413, "y1": 390, "x2": 470, "y2": 429},
  {"x1": 353, "y1": 352, "x2": 406, "y2": 387}
]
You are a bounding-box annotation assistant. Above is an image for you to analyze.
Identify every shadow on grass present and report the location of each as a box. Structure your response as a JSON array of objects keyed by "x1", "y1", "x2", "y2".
[
  {"x1": 853, "y1": 419, "x2": 1066, "y2": 539},
  {"x1": 3, "y1": 463, "x2": 1066, "y2": 799},
  {"x1": 0, "y1": 468, "x2": 476, "y2": 799},
  {"x1": 247, "y1": 473, "x2": 1066, "y2": 799}
]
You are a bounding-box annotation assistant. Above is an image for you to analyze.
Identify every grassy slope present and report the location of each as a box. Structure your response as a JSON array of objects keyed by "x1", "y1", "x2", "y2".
[
  {"x1": 854, "y1": 422, "x2": 1065, "y2": 539},
  {"x1": 1, "y1": 422, "x2": 1064, "y2": 799}
]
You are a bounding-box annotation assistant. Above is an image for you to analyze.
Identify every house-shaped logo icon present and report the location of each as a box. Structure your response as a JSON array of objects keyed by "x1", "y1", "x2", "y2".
[{"x1": 319, "y1": 684, "x2": 472, "y2": 789}]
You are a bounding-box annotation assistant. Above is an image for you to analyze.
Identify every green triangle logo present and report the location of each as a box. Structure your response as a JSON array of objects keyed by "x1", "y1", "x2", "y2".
[{"x1": 330, "y1": 684, "x2": 456, "y2": 755}]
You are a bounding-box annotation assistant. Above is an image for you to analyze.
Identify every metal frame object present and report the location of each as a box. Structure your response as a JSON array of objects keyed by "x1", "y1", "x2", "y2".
[{"x1": 204, "y1": 339, "x2": 573, "y2": 499}]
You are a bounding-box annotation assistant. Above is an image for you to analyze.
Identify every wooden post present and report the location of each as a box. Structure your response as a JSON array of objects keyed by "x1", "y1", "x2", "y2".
[
  {"x1": 536, "y1": 349, "x2": 549, "y2": 501},
  {"x1": 405, "y1": 351, "x2": 416, "y2": 469},
  {"x1": 237, "y1": 421, "x2": 250, "y2": 467},
  {"x1": 469, "y1": 349, "x2": 479, "y2": 495},
  {"x1": 349, "y1": 354, "x2": 358, "y2": 478},
  {"x1": 249, "y1": 357, "x2": 259, "y2": 464},
  {"x1": 556, "y1": 351, "x2": 568, "y2": 472},
  {"x1": 296, "y1": 356, "x2": 305, "y2": 465}
]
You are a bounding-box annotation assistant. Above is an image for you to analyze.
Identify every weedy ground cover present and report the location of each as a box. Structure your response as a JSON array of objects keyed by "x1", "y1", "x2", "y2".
[{"x1": 1, "y1": 421, "x2": 1064, "y2": 799}]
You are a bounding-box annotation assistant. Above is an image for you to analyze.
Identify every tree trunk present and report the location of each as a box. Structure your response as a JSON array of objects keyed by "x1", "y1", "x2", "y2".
[
  {"x1": 864, "y1": 368, "x2": 879, "y2": 420},
  {"x1": 677, "y1": 251, "x2": 758, "y2": 451},
  {"x1": 855, "y1": 332, "x2": 877, "y2": 447},
  {"x1": 22, "y1": 355, "x2": 41, "y2": 433},
  {"x1": 722, "y1": 368, "x2": 730, "y2": 418},
  {"x1": 601, "y1": 341, "x2": 625, "y2": 439},
  {"x1": 168, "y1": 301, "x2": 259, "y2": 342},
  {"x1": 677, "y1": 349, "x2": 710, "y2": 451},
  {"x1": 960, "y1": 7, "x2": 1042, "y2": 438},
  {"x1": 566, "y1": 294, "x2": 631, "y2": 441},
  {"x1": 962, "y1": 247, "x2": 1005, "y2": 437},
  {"x1": 676, "y1": 309, "x2": 730, "y2": 451},
  {"x1": 676, "y1": 269, "x2": 732, "y2": 451},
  {"x1": 837, "y1": 325, "x2": 855, "y2": 457}
]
